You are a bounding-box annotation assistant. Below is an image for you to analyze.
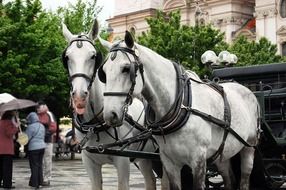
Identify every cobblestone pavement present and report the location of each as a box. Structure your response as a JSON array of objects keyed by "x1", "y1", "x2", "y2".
[
  {"x1": 12, "y1": 154, "x2": 161, "y2": 190},
  {"x1": 11, "y1": 154, "x2": 286, "y2": 190}
]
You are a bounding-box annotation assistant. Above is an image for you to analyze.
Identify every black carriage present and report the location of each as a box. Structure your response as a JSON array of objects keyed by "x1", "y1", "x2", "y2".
[{"x1": 212, "y1": 63, "x2": 286, "y2": 189}]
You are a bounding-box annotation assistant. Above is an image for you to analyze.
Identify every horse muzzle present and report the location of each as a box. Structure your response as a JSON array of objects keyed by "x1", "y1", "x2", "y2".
[
  {"x1": 103, "y1": 110, "x2": 123, "y2": 127},
  {"x1": 71, "y1": 91, "x2": 89, "y2": 115}
]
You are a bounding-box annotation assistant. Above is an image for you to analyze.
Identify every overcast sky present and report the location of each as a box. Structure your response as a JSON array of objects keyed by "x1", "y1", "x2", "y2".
[
  {"x1": 41, "y1": 0, "x2": 114, "y2": 23},
  {"x1": 2, "y1": 0, "x2": 114, "y2": 26}
]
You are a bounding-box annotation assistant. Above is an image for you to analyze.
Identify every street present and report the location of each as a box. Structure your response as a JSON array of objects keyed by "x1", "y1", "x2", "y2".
[
  {"x1": 12, "y1": 154, "x2": 286, "y2": 190},
  {"x1": 12, "y1": 154, "x2": 161, "y2": 190}
]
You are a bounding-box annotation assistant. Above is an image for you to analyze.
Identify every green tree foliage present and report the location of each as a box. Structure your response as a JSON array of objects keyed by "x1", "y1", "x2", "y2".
[
  {"x1": 138, "y1": 10, "x2": 226, "y2": 76},
  {"x1": 138, "y1": 10, "x2": 284, "y2": 76},
  {"x1": 58, "y1": 0, "x2": 100, "y2": 34},
  {"x1": 229, "y1": 35, "x2": 283, "y2": 66},
  {"x1": 0, "y1": 0, "x2": 99, "y2": 119}
]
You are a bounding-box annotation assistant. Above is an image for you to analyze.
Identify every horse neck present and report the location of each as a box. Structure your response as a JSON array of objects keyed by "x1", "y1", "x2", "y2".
[
  {"x1": 138, "y1": 45, "x2": 178, "y2": 119},
  {"x1": 82, "y1": 78, "x2": 104, "y2": 121}
]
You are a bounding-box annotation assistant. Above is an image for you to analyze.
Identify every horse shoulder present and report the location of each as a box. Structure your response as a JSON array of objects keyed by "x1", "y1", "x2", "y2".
[{"x1": 127, "y1": 98, "x2": 145, "y2": 123}]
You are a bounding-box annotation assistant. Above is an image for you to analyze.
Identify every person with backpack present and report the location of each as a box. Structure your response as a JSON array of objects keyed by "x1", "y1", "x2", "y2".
[
  {"x1": 36, "y1": 102, "x2": 57, "y2": 186},
  {"x1": 25, "y1": 112, "x2": 46, "y2": 189}
]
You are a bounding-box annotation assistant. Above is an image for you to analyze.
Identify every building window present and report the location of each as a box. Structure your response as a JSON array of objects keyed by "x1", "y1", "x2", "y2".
[
  {"x1": 130, "y1": 27, "x2": 136, "y2": 36},
  {"x1": 282, "y1": 42, "x2": 286, "y2": 55},
  {"x1": 200, "y1": 18, "x2": 205, "y2": 25},
  {"x1": 280, "y1": 0, "x2": 286, "y2": 18}
]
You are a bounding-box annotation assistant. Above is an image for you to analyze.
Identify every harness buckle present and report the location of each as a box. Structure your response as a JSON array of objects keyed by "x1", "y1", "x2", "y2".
[
  {"x1": 181, "y1": 104, "x2": 191, "y2": 111},
  {"x1": 98, "y1": 144, "x2": 105, "y2": 153},
  {"x1": 79, "y1": 131, "x2": 92, "y2": 148},
  {"x1": 123, "y1": 104, "x2": 129, "y2": 115}
]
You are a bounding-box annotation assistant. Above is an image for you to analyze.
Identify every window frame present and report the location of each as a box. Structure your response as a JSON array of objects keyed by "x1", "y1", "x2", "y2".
[
  {"x1": 280, "y1": 0, "x2": 286, "y2": 18},
  {"x1": 281, "y1": 41, "x2": 286, "y2": 56}
]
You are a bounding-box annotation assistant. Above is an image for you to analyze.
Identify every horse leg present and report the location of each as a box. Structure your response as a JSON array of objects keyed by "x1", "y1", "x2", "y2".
[
  {"x1": 160, "y1": 154, "x2": 181, "y2": 190},
  {"x1": 81, "y1": 152, "x2": 103, "y2": 190},
  {"x1": 216, "y1": 160, "x2": 236, "y2": 190},
  {"x1": 138, "y1": 159, "x2": 156, "y2": 190},
  {"x1": 240, "y1": 147, "x2": 255, "y2": 190},
  {"x1": 161, "y1": 166, "x2": 170, "y2": 190},
  {"x1": 114, "y1": 157, "x2": 130, "y2": 190},
  {"x1": 192, "y1": 154, "x2": 207, "y2": 190}
]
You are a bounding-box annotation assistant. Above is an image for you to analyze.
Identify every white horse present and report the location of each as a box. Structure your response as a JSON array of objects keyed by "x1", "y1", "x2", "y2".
[
  {"x1": 98, "y1": 31, "x2": 261, "y2": 190},
  {"x1": 62, "y1": 21, "x2": 159, "y2": 190}
]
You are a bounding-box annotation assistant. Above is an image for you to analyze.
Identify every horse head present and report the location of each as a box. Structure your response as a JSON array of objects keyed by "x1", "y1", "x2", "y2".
[
  {"x1": 99, "y1": 31, "x2": 144, "y2": 127},
  {"x1": 62, "y1": 20, "x2": 103, "y2": 115}
]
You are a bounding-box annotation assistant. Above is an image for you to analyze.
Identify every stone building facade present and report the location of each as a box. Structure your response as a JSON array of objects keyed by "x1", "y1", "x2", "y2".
[{"x1": 107, "y1": 0, "x2": 286, "y2": 55}]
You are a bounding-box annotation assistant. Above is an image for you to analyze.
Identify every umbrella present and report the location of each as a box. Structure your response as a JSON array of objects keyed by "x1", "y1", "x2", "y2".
[
  {"x1": 0, "y1": 93, "x2": 16, "y2": 104},
  {"x1": 0, "y1": 98, "x2": 38, "y2": 113}
]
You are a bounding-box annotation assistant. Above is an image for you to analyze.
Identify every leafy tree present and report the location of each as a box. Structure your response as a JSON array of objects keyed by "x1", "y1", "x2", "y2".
[
  {"x1": 138, "y1": 10, "x2": 227, "y2": 76},
  {"x1": 0, "y1": 0, "x2": 100, "y2": 119},
  {"x1": 0, "y1": 0, "x2": 68, "y2": 119},
  {"x1": 229, "y1": 36, "x2": 283, "y2": 66},
  {"x1": 57, "y1": 0, "x2": 100, "y2": 34},
  {"x1": 138, "y1": 10, "x2": 285, "y2": 76}
]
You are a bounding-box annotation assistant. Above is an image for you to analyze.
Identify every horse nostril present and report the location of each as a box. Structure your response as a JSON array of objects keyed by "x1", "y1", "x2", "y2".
[
  {"x1": 81, "y1": 91, "x2": 88, "y2": 98},
  {"x1": 111, "y1": 111, "x2": 118, "y2": 121},
  {"x1": 71, "y1": 91, "x2": 76, "y2": 97}
]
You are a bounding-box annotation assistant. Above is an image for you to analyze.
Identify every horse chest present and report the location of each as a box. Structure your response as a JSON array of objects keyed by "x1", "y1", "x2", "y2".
[{"x1": 154, "y1": 125, "x2": 210, "y2": 160}]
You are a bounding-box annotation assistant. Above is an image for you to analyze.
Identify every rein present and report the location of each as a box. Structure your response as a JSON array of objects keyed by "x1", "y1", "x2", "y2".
[{"x1": 73, "y1": 107, "x2": 120, "y2": 144}]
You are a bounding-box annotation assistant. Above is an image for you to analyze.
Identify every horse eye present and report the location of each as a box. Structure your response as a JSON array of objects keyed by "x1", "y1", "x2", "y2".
[
  {"x1": 122, "y1": 65, "x2": 130, "y2": 73},
  {"x1": 91, "y1": 55, "x2": 96, "y2": 59}
]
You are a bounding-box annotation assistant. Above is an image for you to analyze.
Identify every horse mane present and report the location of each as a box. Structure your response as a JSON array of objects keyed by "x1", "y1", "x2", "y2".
[
  {"x1": 136, "y1": 43, "x2": 202, "y2": 82},
  {"x1": 136, "y1": 43, "x2": 172, "y2": 65},
  {"x1": 185, "y1": 70, "x2": 202, "y2": 82}
]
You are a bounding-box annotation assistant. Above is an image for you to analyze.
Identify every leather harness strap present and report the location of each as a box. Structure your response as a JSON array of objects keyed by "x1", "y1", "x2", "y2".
[
  {"x1": 145, "y1": 62, "x2": 192, "y2": 135},
  {"x1": 144, "y1": 62, "x2": 255, "y2": 163}
]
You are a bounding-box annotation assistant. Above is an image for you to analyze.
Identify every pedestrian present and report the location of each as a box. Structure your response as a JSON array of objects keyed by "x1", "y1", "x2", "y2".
[
  {"x1": 36, "y1": 101, "x2": 57, "y2": 186},
  {"x1": 0, "y1": 110, "x2": 19, "y2": 189},
  {"x1": 25, "y1": 112, "x2": 46, "y2": 189}
]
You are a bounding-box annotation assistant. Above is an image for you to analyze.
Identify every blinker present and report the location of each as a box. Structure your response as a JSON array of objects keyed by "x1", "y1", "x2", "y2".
[
  {"x1": 134, "y1": 48, "x2": 139, "y2": 57},
  {"x1": 111, "y1": 52, "x2": 117, "y2": 61}
]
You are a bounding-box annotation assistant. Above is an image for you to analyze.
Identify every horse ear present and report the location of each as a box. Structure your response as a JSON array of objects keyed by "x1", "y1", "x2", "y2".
[
  {"x1": 125, "y1": 31, "x2": 134, "y2": 48},
  {"x1": 88, "y1": 19, "x2": 99, "y2": 40},
  {"x1": 98, "y1": 35, "x2": 112, "y2": 50},
  {"x1": 62, "y1": 22, "x2": 73, "y2": 42}
]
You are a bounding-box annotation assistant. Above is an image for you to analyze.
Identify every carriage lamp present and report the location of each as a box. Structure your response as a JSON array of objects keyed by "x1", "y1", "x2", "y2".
[
  {"x1": 201, "y1": 50, "x2": 238, "y2": 69},
  {"x1": 218, "y1": 50, "x2": 230, "y2": 64},
  {"x1": 201, "y1": 50, "x2": 219, "y2": 66},
  {"x1": 228, "y1": 54, "x2": 238, "y2": 65}
]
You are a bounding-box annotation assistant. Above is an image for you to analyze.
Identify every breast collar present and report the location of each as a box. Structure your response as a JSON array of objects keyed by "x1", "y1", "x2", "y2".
[{"x1": 145, "y1": 62, "x2": 192, "y2": 135}]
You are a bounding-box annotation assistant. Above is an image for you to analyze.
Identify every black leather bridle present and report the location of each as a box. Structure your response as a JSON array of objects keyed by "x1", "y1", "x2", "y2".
[
  {"x1": 98, "y1": 43, "x2": 144, "y2": 115},
  {"x1": 62, "y1": 35, "x2": 103, "y2": 91}
]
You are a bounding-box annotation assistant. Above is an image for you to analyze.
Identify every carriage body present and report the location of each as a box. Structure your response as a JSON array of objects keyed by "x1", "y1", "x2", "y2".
[{"x1": 212, "y1": 63, "x2": 286, "y2": 188}]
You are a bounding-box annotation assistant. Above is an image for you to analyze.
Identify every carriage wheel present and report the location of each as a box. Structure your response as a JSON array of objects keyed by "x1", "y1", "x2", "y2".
[
  {"x1": 70, "y1": 152, "x2": 75, "y2": 160},
  {"x1": 205, "y1": 167, "x2": 224, "y2": 189},
  {"x1": 265, "y1": 163, "x2": 286, "y2": 189},
  {"x1": 55, "y1": 152, "x2": 60, "y2": 160}
]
